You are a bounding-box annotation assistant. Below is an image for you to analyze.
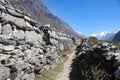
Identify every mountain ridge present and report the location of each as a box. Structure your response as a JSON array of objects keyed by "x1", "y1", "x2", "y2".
[
  {"x1": 8, "y1": 0, "x2": 80, "y2": 37},
  {"x1": 113, "y1": 31, "x2": 120, "y2": 41},
  {"x1": 91, "y1": 31, "x2": 117, "y2": 41}
]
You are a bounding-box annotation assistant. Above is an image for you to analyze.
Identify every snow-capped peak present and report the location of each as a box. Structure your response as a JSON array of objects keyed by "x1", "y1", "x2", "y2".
[
  {"x1": 91, "y1": 31, "x2": 110, "y2": 38},
  {"x1": 91, "y1": 31, "x2": 117, "y2": 40}
]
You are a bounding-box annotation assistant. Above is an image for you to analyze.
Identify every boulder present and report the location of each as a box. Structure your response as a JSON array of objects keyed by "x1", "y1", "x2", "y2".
[{"x1": 2, "y1": 13, "x2": 26, "y2": 29}]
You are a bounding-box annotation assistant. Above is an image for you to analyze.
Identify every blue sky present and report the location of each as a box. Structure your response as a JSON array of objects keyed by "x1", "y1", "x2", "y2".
[{"x1": 42, "y1": 0, "x2": 120, "y2": 36}]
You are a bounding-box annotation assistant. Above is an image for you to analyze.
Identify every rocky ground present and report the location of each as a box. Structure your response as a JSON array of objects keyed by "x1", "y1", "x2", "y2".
[{"x1": 0, "y1": 0, "x2": 76, "y2": 80}]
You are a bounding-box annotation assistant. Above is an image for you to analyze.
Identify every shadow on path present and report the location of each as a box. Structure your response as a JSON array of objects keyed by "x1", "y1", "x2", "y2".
[{"x1": 69, "y1": 55, "x2": 83, "y2": 80}]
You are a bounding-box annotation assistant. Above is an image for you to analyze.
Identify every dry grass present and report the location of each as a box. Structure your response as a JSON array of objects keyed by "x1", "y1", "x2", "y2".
[{"x1": 89, "y1": 37, "x2": 101, "y2": 45}]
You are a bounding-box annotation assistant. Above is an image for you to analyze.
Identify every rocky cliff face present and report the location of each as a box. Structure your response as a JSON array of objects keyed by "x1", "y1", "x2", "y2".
[
  {"x1": 7, "y1": 0, "x2": 79, "y2": 37},
  {"x1": 0, "y1": 0, "x2": 74, "y2": 80},
  {"x1": 70, "y1": 38, "x2": 120, "y2": 80}
]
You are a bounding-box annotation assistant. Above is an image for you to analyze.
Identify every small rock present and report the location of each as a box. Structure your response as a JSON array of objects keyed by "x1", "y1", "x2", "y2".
[
  {"x1": 0, "y1": 0, "x2": 6, "y2": 4},
  {"x1": 3, "y1": 45, "x2": 15, "y2": 51},
  {"x1": 24, "y1": 49, "x2": 32, "y2": 60},
  {"x1": 11, "y1": 49, "x2": 24, "y2": 61},
  {"x1": 24, "y1": 15, "x2": 37, "y2": 26},
  {"x1": 0, "y1": 44, "x2": 3, "y2": 52},
  {"x1": 25, "y1": 31, "x2": 43, "y2": 43},
  {"x1": 7, "y1": 8, "x2": 23, "y2": 18},
  {"x1": 21, "y1": 73, "x2": 35, "y2": 80},
  {"x1": 0, "y1": 54, "x2": 11, "y2": 61},
  {"x1": 0, "y1": 38, "x2": 17, "y2": 45},
  {"x1": 15, "y1": 71, "x2": 24, "y2": 80},
  {"x1": 11, "y1": 49, "x2": 23, "y2": 55},
  {"x1": 58, "y1": 44, "x2": 64, "y2": 51},
  {"x1": 26, "y1": 21, "x2": 32, "y2": 28},
  {"x1": 0, "y1": 64, "x2": 10, "y2": 80},
  {"x1": 12, "y1": 29, "x2": 25, "y2": 39},
  {"x1": 16, "y1": 44, "x2": 29, "y2": 51},
  {"x1": 1, "y1": 24, "x2": 12, "y2": 35},
  {"x1": 31, "y1": 47, "x2": 40, "y2": 56},
  {"x1": 14, "y1": 61, "x2": 31, "y2": 73},
  {"x1": 114, "y1": 67, "x2": 120, "y2": 79},
  {"x1": 1, "y1": 58, "x2": 15, "y2": 67},
  {"x1": 0, "y1": 23, "x2": 2, "y2": 34},
  {"x1": 29, "y1": 56, "x2": 39, "y2": 64}
]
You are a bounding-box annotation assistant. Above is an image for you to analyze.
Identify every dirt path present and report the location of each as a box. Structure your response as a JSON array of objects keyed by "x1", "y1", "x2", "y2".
[{"x1": 56, "y1": 47, "x2": 76, "y2": 80}]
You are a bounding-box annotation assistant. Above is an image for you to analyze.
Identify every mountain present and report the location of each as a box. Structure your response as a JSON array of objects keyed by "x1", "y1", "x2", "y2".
[
  {"x1": 91, "y1": 31, "x2": 116, "y2": 41},
  {"x1": 113, "y1": 31, "x2": 120, "y2": 41},
  {"x1": 91, "y1": 29, "x2": 120, "y2": 42},
  {"x1": 101, "y1": 32, "x2": 116, "y2": 41},
  {"x1": 7, "y1": 0, "x2": 79, "y2": 37}
]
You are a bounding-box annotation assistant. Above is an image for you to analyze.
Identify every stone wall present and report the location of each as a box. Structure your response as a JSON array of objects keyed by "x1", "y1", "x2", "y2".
[
  {"x1": 0, "y1": 0, "x2": 73, "y2": 80},
  {"x1": 40, "y1": 24, "x2": 73, "y2": 51},
  {"x1": 70, "y1": 38, "x2": 120, "y2": 80}
]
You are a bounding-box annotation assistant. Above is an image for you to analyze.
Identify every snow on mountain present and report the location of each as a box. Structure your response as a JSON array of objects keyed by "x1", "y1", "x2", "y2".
[
  {"x1": 91, "y1": 31, "x2": 116, "y2": 41},
  {"x1": 91, "y1": 31, "x2": 110, "y2": 38}
]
